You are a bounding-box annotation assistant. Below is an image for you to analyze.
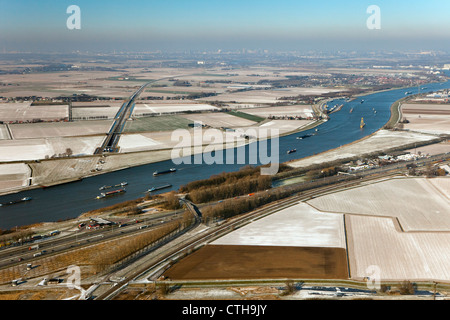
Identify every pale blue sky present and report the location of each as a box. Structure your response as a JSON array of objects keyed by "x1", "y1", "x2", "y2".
[{"x1": 1, "y1": 0, "x2": 449, "y2": 52}]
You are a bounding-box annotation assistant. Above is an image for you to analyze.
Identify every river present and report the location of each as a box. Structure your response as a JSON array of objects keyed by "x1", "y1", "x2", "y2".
[{"x1": 1, "y1": 79, "x2": 449, "y2": 229}]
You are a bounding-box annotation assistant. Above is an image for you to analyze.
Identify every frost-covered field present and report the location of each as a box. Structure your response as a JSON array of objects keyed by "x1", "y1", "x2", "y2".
[
  {"x1": 212, "y1": 202, "x2": 346, "y2": 248},
  {"x1": 181, "y1": 112, "x2": 257, "y2": 128},
  {"x1": 0, "y1": 103, "x2": 68, "y2": 122},
  {"x1": 0, "y1": 163, "x2": 30, "y2": 192},
  {"x1": 9, "y1": 121, "x2": 112, "y2": 139},
  {"x1": 0, "y1": 136, "x2": 104, "y2": 161},
  {"x1": 308, "y1": 177, "x2": 450, "y2": 282},
  {"x1": 243, "y1": 105, "x2": 315, "y2": 118},
  {"x1": 346, "y1": 214, "x2": 450, "y2": 282},
  {"x1": 307, "y1": 177, "x2": 450, "y2": 232},
  {"x1": 133, "y1": 104, "x2": 218, "y2": 115}
]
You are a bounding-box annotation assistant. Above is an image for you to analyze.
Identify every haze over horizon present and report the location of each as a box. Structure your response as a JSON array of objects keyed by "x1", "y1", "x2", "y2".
[{"x1": 1, "y1": 0, "x2": 450, "y2": 53}]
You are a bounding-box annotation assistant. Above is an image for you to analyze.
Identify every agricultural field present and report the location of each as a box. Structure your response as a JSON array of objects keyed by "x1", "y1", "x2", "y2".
[
  {"x1": 0, "y1": 136, "x2": 104, "y2": 162},
  {"x1": 123, "y1": 115, "x2": 194, "y2": 133},
  {"x1": 242, "y1": 105, "x2": 315, "y2": 119},
  {"x1": 164, "y1": 203, "x2": 348, "y2": 281},
  {"x1": 9, "y1": 120, "x2": 112, "y2": 139},
  {"x1": 0, "y1": 163, "x2": 31, "y2": 192},
  {"x1": 0, "y1": 125, "x2": 10, "y2": 140},
  {"x1": 405, "y1": 140, "x2": 450, "y2": 156},
  {"x1": 307, "y1": 177, "x2": 450, "y2": 232},
  {"x1": 198, "y1": 87, "x2": 344, "y2": 104},
  {"x1": 181, "y1": 112, "x2": 257, "y2": 128},
  {"x1": 132, "y1": 103, "x2": 219, "y2": 116},
  {"x1": 400, "y1": 103, "x2": 450, "y2": 134},
  {"x1": 346, "y1": 214, "x2": 450, "y2": 282},
  {"x1": 212, "y1": 202, "x2": 346, "y2": 248},
  {"x1": 72, "y1": 105, "x2": 121, "y2": 120},
  {"x1": 305, "y1": 175, "x2": 450, "y2": 283},
  {"x1": 0, "y1": 103, "x2": 68, "y2": 122},
  {"x1": 163, "y1": 245, "x2": 349, "y2": 281}
]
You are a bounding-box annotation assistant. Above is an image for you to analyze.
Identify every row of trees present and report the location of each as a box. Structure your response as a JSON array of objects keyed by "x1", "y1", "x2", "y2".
[
  {"x1": 180, "y1": 165, "x2": 262, "y2": 193},
  {"x1": 89, "y1": 213, "x2": 194, "y2": 274},
  {"x1": 188, "y1": 175, "x2": 272, "y2": 204},
  {"x1": 201, "y1": 187, "x2": 292, "y2": 224}
]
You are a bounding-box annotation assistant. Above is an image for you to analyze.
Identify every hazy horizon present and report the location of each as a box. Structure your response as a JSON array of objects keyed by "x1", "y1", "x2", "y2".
[{"x1": 1, "y1": 0, "x2": 450, "y2": 53}]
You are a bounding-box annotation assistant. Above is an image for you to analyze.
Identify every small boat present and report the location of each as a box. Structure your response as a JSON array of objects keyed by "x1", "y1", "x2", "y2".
[
  {"x1": 287, "y1": 149, "x2": 297, "y2": 154},
  {"x1": 360, "y1": 100, "x2": 365, "y2": 104},
  {"x1": 0, "y1": 197, "x2": 32, "y2": 207},
  {"x1": 153, "y1": 168, "x2": 177, "y2": 176},
  {"x1": 147, "y1": 184, "x2": 172, "y2": 193},
  {"x1": 99, "y1": 185, "x2": 112, "y2": 191},
  {"x1": 349, "y1": 108, "x2": 353, "y2": 113},
  {"x1": 114, "y1": 182, "x2": 128, "y2": 187},
  {"x1": 96, "y1": 189, "x2": 126, "y2": 199}
]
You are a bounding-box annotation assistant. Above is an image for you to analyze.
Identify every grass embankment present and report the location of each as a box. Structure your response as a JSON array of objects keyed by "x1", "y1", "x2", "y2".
[{"x1": 384, "y1": 96, "x2": 412, "y2": 129}]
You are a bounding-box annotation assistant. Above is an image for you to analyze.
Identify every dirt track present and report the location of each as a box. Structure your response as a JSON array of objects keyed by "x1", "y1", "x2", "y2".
[{"x1": 163, "y1": 244, "x2": 349, "y2": 280}]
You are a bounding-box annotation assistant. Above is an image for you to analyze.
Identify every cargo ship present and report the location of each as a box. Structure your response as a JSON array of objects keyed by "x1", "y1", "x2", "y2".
[
  {"x1": 100, "y1": 182, "x2": 127, "y2": 190},
  {"x1": 96, "y1": 189, "x2": 126, "y2": 199},
  {"x1": 153, "y1": 168, "x2": 177, "y2": 176},
  {"x1": 147, "y1": 184, "x2": 172, "y2": 193},
  {"x1": 296, "y1": 133, "x2": 313, "y2": 140},
  {"x1": 0, "y1": 197, "x2": 32, "y2": 207},
  {"x1": 360, "y1": 117, "x2": 366, "y2": 129},
  {"x1": 287, "y1": 149, "x2": 297, "y2": 154}
]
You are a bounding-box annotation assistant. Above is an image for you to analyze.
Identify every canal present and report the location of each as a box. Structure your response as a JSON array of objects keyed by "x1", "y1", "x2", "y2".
[{"x1": 1, "y1": 79, "x2": 449, "y2": 229}]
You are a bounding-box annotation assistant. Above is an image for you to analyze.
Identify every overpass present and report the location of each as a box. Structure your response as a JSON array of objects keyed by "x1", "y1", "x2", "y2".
[{"x1": 94, "y1": 82, "x2": 151, "y2": 154}]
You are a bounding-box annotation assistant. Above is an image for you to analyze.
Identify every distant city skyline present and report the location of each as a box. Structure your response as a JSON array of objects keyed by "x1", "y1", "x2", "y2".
[{"x1": 1, "y1": 0, "x2": 450, "y2": 52}]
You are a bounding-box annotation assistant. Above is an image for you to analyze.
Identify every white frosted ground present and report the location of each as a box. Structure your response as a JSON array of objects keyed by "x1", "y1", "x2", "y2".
[
  {"x1": 134, "y1": 104, "x2": 218, "y2": 115},
  {"x1": 0, "y1": 136, "x2": 104, "y2": 161},
  {"x1": 347, "y1": 214, "x2": 450, "y2": 282},
  {"x1": 117, "y1": 134, "x2": 161, "y2": 152},
  {"x1": 308, "y1": 177, "x2": 450, "y2": 232},
  {"x1": 211, "y1": 202, "x2": 346, "y2": 248}
]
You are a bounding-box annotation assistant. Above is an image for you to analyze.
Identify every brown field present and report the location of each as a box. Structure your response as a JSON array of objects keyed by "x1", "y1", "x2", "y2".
[{"x1": 163, "y1": 245, "x2": 349, "y2": 280}]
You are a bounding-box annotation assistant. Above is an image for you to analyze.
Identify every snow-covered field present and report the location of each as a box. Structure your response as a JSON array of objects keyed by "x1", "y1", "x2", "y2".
[
  {"x1": 0, "y1": 163, "x2": 30, "y2": 192},
  {"x1": 0, "y1": 103, "x2": 68, "y2": 122},
  {"x1": 244, "y1": 105, "x2": 315, "y2": 118},
  {"x1": 307, "y1": 177, "x2": 450, "y2": 232},
  {"x1": 212, "y1": 202, "x2": 346, "y2": 248},
  {"x1": 133, "y1": 104, "x2": 218, "y2": 115},
  {"x1": 0, "y1": 136, "x2": 104, "y2": 161},
  {"x1": 347, "y1": 214, "x2": 450, "y2": 282}
]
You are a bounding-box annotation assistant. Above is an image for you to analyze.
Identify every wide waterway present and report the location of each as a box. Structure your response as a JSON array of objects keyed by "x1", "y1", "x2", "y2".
[{"x1": 1, "y1": 79, "x2": 450, "y2": 229}]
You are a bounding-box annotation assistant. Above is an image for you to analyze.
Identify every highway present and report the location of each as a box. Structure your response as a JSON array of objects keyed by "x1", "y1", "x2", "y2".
[{"x1": 0, "y1": 209, "x2": 187, "y2": 269}]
